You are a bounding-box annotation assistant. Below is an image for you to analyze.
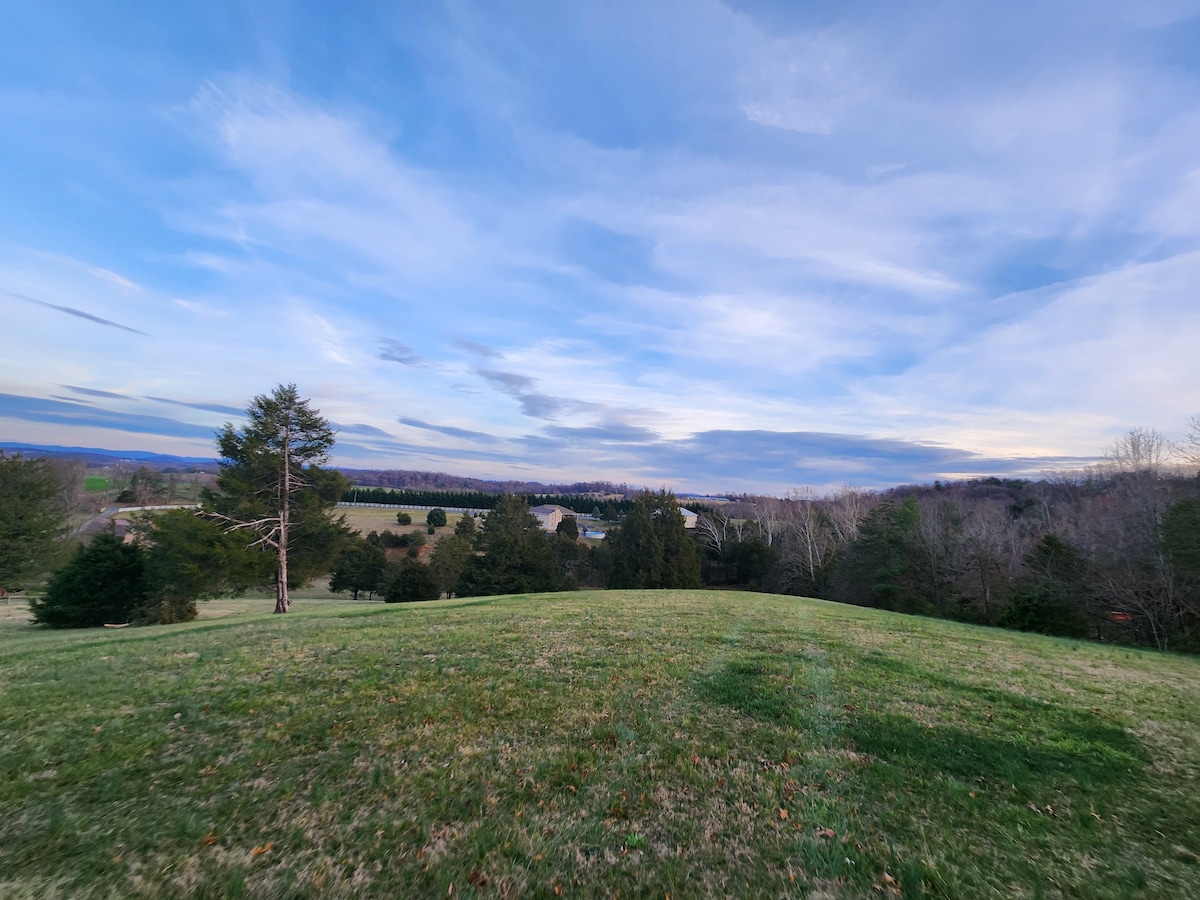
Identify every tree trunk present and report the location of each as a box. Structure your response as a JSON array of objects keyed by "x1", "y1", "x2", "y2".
[{"x1": 275, "y1": 427, "x2": 291, "y2": 614}]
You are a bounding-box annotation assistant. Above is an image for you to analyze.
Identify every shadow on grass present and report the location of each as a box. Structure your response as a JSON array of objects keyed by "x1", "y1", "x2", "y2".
[
  {"x1": 847, "y1": 653, "x2": 1146, "y2": 788},
  {"x1": 696, "y1": 653, "x2": 813, "y2": 729}
]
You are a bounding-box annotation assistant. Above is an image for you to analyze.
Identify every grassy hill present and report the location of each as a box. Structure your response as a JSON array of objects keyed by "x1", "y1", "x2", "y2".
[{"x1": 1, "y1": 591, "x2": 1198, "y2": 898}]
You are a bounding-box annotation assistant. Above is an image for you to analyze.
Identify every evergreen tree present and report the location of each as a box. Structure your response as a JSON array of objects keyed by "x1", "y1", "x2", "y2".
[
  {"x1": 136, "y1": 509, "x2": 259, "y2": 624},
  {"x1": 329, "y1": 535, "x2": 388, "y2": 600},
  {"x1": 1000, "y1": 533, "x2": 1090, "y2": 637},
  {"x1": 0, "y1": 452, "x2": 68, "y2": 590},
  {"x1": 606, "y1": 489, "x2": 701, "y2": 589},
  {"x1": 205, "y1": 384, "x2": 350, "y2": 612},
  {"x1": 1164, "y1": 499, "x2": 1200, "y2": 645},
  {"x1": 831, "y1": 499, "x2": 930, "y2": 613},
  {"x1": 383, "y1": 556, "x2": 440, "y2": 602},
  {"x1": 457, "y1": 495, "x2": 557, "y2": 596},
  {"x1": 32, "y1": 532, "x2": 150, "y2": 628},
  {"x1": 429, "y1": 530, "x2": 474, "y2": 598}
]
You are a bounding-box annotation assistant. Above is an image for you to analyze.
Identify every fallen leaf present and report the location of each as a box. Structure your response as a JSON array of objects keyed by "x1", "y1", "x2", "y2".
[
  {"x1": 816, "y1": 828, "x2": 836, "y2": 838},
  {"x1": 252, "y1": 842, "x2": 274, "y2": 857},
  {"x1": 779, "y1": 808, "x2": 788, "y2": 820},
  {"x1": 883, "y1": 873, "x2": 896, "y2": 884},
  {"x1": 202, "y1": 834, "x2": 219, "y2": 846}
]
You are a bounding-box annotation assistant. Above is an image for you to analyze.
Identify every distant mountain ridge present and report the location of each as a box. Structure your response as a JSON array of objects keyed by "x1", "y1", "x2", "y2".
[
  {"x1": 0, "y1": 442, "x2": 631, "y2": 496},
  {"x1": 0, "y1": 442, "x2": 218, "y2": 469}
]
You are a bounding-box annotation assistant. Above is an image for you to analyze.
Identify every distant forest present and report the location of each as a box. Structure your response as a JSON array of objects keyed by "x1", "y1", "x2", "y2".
[
  {"x1": 342, "y1": 485, "x2": 639, "y2": 519},
  {"x1": 339, "y1": 468, "x2": 630, "y2": 497},
  {"x1": 697, "y1": 451, "x2": 1200, "y2": 652}
]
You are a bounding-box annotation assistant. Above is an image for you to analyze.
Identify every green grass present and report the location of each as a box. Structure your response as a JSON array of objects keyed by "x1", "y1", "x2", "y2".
[
  {"x1": 83, "y1": 476, "x2": 109, "y2": 492},
  {"x1": 1, "y1": 591, "x2": 1198, "y2": 898}
]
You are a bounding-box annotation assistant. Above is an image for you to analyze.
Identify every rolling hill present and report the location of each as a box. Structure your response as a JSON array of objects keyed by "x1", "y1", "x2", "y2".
[{"x1": 1, "y1": 590, "x2": 1197, "y2": 897}]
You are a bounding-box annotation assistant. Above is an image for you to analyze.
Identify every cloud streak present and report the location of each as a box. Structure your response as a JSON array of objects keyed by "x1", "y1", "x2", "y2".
[{"x1": 9, "y1": 291, "x2": 148, "y2": 335}]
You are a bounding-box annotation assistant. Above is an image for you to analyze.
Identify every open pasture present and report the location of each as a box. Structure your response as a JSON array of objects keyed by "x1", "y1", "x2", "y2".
[
  {"x1": 335, "y1": 505, "x2": 470, "y2": 539},
  {"x1": 1, "y1": 591, "x2": 1198, "y2": 897}
]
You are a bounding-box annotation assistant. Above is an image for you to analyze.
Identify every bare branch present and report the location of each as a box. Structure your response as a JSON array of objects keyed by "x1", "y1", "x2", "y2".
[{"x1": 1103, "y1": 426, "x2": 1174, "y2": 474}]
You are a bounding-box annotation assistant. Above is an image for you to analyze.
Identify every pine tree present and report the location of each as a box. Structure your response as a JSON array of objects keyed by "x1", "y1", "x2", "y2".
[{"x1": 205, "y1": 384, "x2": 349, "y2": 613}]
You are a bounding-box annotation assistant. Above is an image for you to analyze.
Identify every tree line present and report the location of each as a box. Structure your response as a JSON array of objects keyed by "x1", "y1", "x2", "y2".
[
  {"x1": 342, "y1": 486, "x2": 636, "y2": 520},
  {"x1": 693, "y1": 424, "x2": 1200, "y2": 651},
  {"x1": 340, "y1": 468, "x2": 624, "y2": 496}
]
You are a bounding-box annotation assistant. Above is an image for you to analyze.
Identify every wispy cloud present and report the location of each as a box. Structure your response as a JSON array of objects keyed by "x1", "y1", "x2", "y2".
[
  {"x1": 454, "y1": 338, "x2": 504, "y2": 359},
  {"x1": 0, "y1": 393, "x2": 215, "y2": 440},
  {"x1": 378, "y1": 339, "x2": 425, "y2": 366},
  {"x1": 145, "y1": 396, "x2": 247, "y2": 417},
  {"x1": 8, "y1": 291, "x2": 149, "y2": 335},
  {"x1": 476, "y1": 369, "x2": 565, "y2": 420},
  {"x1": 1, "y1": 3, "x2": 1197, "y2": 492},
  {"x1": 62, "y1": 385, "x2": 128, "y2": 400},
  {"x1": 398, "y1": 416, "x2": 498, "y2": 443}
]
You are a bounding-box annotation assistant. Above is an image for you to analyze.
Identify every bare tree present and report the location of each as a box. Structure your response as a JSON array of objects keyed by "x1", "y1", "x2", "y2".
[
  {"x1": 778, "y1": 487, "x2": 837, "y2": 595},
  {"x1": 825, "y1": 486, "x2": 875, "y2": 547},
  {"x1": 1177, "y1": 414, "x2": 1200, "y2": 472},
  {"x1": 1104, "y1": 426, "x2": 1174, "y2": 474},
  {"x1": 749, "y1": 497, "x2": 788, "y2": 547},
  {"x1": 915, "y1": 495, "x2": 965, "y2": 616},
  {"x1": 960, "y1": 500, "x2": 1018, "y2": 624},
  {"x1": 695, "y1": 508, "x2": 734, "y2": 556}
]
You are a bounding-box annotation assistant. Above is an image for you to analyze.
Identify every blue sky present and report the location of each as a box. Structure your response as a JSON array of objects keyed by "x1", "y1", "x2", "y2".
[{"x1": 3, "y1": 1, "x2": 1199, "y2": 493}]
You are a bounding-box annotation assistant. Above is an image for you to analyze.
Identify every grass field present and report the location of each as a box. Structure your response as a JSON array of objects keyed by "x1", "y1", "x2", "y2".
[
  {"x1": 335, "y1": 505, "x2": 468, "y2": 538},
  {"x1": 83, "y1": 476, "x2": 109, "y2": 492},
  {"x1": 2, "y1": 591, "x2": 1198, "y2": 898}
]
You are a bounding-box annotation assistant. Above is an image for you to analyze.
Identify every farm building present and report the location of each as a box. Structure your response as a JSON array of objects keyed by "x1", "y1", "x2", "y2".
[{"x1": 530, "y1": 504, "x2": 576, "y2": 532}]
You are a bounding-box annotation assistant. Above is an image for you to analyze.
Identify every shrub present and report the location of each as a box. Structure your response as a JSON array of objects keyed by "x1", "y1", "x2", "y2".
[
  {"x1": 396, "y1": 511, "x2": 412, "y2": 526},
  {"x1": 396, "y1": 531, "x2": 426, "y2": 549},
  {"x1": 379, "y1": 530, "x2": 406, "y2": 548},
  {"x1": 32, "y1": 533, "x2": 150, "y2": 628},
  {"x1": 426, "y1": 508, "x2": 448, "y2": 528}
]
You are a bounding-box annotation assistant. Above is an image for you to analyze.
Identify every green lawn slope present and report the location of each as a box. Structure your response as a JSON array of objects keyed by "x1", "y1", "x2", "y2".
[{"x1": 2, "y1": 591, "x2": 1198, "y2": 898}]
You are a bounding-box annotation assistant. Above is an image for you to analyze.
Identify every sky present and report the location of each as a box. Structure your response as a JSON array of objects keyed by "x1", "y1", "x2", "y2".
[{"x1": 3, "y1": 1, "x2": 1200, "y2": 494}]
